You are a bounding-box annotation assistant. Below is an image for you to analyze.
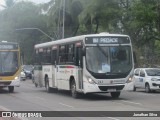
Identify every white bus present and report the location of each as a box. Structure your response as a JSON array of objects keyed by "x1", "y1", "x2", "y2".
[{"x1": 34, "y1": 33, "x2": 134, "y2": 98}]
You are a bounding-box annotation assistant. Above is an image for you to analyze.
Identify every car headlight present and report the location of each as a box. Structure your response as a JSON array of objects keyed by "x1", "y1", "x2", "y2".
[{"x1": 151, "y1": 78, "x2": 158, "y2": 81}]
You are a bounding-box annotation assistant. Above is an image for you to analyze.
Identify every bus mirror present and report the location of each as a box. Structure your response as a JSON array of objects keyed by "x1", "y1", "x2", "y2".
[{"x1": 133, "y1": 51, "x2": 137, "y2": 64}]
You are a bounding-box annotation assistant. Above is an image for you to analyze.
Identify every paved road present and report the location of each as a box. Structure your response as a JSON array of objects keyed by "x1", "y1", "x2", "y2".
[{"x1": 0, "y1": 80, "x2": 160, "y2": 120}]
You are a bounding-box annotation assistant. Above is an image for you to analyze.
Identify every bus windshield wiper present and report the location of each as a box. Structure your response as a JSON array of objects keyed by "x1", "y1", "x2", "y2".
[{"x1": 97, "y1": 44, "x2": 108, "y2": 59}]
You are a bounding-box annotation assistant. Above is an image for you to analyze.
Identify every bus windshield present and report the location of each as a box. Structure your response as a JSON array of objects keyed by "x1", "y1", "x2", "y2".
[
  {"x1": 0, "y1": 51, "x2": 18, "y2": 75},
  {"x1": 86, "y1": 46, "x2": 132, "y2": 74}
]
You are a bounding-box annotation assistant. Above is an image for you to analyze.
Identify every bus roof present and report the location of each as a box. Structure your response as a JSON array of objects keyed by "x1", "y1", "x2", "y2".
[
  {"x1": 0, "y1": 41, "x2": 19, "y2": 45},
  {"x1": 35, "y1": 33, "x2": 129, "y2": 49}
]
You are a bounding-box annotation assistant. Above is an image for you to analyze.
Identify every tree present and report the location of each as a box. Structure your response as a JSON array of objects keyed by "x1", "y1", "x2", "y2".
[
  {"x1": 121, "y1": 0, "x2": 160, "y2": 65},
  {"x1": 78, "y1": 0, "x2": 122, "y2": 34},
  {"x1": 0, "y1": 1, "x2": 48, "y2": 64},
  {"x1": 42, "y1": 0, "x2": 83, "y2": 38}
]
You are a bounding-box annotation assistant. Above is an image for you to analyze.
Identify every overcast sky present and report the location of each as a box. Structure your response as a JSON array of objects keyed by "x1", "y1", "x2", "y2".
[
  {"x1": 0, "y1": 0, "x2": 51, "y2": 5},
  {"x1": 0, "y1": 0, "x2": 51, "y2": 10},
  {"x1": 22, "y1": 0, "x2": 51, "y2": 4}
]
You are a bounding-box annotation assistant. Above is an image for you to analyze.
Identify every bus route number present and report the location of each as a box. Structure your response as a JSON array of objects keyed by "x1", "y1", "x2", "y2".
[{"x1": 98, "y1": 80, "x2": 103, "y2": 84}]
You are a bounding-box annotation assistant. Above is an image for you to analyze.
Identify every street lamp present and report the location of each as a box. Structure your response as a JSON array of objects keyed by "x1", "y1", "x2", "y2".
[{"x1": 16, "y1": 28, "x2": 56, "y2": 41}]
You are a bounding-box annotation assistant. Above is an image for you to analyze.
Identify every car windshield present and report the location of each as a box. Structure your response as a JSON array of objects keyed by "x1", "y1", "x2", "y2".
[
  {"x1": 86, "y1": 46, "x2": 132, "y2": 74},
  {"x1": 146, "y1": 69, "x2": 160, "y2": 76},
  {"x1": 0, "y1": 51, "x2": 18, "y2": 75},
  {"x1": 23, "y1": 65, "x2": 34, "y2": 71}
]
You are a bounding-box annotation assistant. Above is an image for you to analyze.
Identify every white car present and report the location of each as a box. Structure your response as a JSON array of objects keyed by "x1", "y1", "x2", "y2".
[
  {"x1": 133, "y1": 68, "x2": 160, "y2": 93},
  {"x1": 20, "y1": 71, "x2": 26, "y2": 81}
]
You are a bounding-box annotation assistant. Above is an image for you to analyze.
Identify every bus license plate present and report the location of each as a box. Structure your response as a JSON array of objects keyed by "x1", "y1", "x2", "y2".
[{"x1": 108, "y1": 89, "x2": 116, "y2": 92}]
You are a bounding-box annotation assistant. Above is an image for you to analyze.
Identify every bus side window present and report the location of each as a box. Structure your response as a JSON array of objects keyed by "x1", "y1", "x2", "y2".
[
  {"x1": 52, "y1": 49, "x2": 57, "y2": 65},
  {"x1": 75, "y1": 46, "x2": 83, "y2": 67},
  {"x1": 68, "y1": 44, "x2": 75, "y2": 63},
  {"x1": 42, "y1": 48, "x2": 51, "y2": 64},
  {"x1": 46, "y1": 48, "x2": 51, "y2": 63},
  {"x1": 39, "y1": 51, "x2": 43, "y2": 65},
  {"x1": 36, "y1": 49, "x2": 42, "y2": 65},
  {"x1": 59, "y1": 45, "x2": 67, "y2": 63},
  {"x1": 34, "y1": 50, "x2": 38, "y2": 65},
  {"x1": 35, "y1": 48, "x2": 43, "y2": 65},
  {"x1": 41, "y1": 49, "x2": 46, "y2": 64}
]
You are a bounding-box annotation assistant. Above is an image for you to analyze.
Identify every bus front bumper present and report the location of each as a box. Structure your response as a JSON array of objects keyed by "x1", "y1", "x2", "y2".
[
  {"x1": 0, "y1": 79, "x2": 20, "y2": 87},
  {"x1": 83, "y1": 82, "x2": 125, "y2": 94}
]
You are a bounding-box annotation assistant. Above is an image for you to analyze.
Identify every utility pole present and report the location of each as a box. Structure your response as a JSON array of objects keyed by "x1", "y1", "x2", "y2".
[{"x1": 62, "y1": 0, "x2": 65, "y2": 39}]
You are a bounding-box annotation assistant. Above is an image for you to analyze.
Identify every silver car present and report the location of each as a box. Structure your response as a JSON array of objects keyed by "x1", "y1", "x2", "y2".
[{"x1": 20, "y1": 71, "x2": 26, "y2": 81}]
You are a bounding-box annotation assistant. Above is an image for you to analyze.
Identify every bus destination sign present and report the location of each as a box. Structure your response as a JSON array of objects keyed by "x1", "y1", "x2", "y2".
[
  {"x1": 0, "y1": 44, "x2": 18, "y2": 50},
  {"x1": 85, "y1": 36, "x2": 130, "y2": 44}
]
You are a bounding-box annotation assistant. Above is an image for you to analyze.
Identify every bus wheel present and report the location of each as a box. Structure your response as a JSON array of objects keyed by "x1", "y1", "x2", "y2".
[
  {"x1": 8, "y1": 86, "x2": 14, "y2": 93},
  {"x1": 145, "y1": 83, "x2": 151, "y2": 93},
  {"x1": 45, "y1": 78, "x2": 51, "y2": 93},
  {"x1": 71, "y1": 80, "x2": 79, "y2": 98},
  {"x1": 110, "y1": 92, "x2": 120, "y2": 98}
]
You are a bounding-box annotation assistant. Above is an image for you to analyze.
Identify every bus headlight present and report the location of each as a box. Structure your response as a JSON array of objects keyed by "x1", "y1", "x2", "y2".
[
  {"x1": 87, "y1": 77, "x2": 96, "y2": 84},
  {"x1": 126, "y1": 76, "x2": 133, "y2": 83},
  {"x1": 14, "y1": 76, "x2": 19, "y2": 80},
  {"x1": 128, "y1": 77, "x2": 132, "y2": 81}
]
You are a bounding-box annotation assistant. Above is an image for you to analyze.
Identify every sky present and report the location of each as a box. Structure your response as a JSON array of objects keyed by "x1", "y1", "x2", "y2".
[
  {"x1": 0, "y1": 0, "x2": 51, "y2": 10},
  {"x1": 22, "y1": 0, "x2": 51, "y2": 4},
  {"x1": 0, "y1": 0, "x2": 51, "y2": 6}
]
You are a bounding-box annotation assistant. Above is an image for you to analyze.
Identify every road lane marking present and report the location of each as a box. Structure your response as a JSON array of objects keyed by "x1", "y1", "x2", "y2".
[
  {"x1": 139, "y1": 93, "x2": 156, "y2": 96},
  {"x1": 35, "y1": 96, "x2": 46, "y2": 100},
  {"x1": 59, "y1": 102, "x2": 74, "y2": 108},
  {"x1": 107, "y1": 117, "x2": 120, "y2": 120},
  {"x1": 126, "y1": 90, "x2": 158, "y2": 96},
  {"x1": 0, "y1": 105, "x2": 10, "y2": 111},
  {"x1": 120, "y1": 100, "x2": 142, "y2": 105},
  {"x1": 101, "y1": 115, "x2": 120, "y2": 120},
  {"x1": 111, "y1": 101, "x2": 125, "y2": 105}
]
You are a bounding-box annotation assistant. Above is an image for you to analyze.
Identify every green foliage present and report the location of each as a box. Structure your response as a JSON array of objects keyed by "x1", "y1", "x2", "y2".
[
  {"x1": 123, "y1": 0, "x2": 160, "y2": 44},
  {"x1": 42, "y1": 0, "x2": 83, "y2": 38},
  {"x1": 0, "y1": 1, "x2": 48, "y2": 64},
  {"x1": 78, "y1": 0, "x2": 122, "y2": 33}
]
